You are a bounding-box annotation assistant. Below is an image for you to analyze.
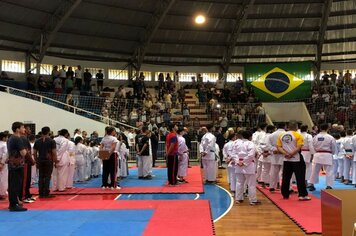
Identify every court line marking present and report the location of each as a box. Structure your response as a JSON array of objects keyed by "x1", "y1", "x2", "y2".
[
  {"x1": 194, "y1": 193, "x2": 200, "y2": 200},
  {"x1": 213, "y1": 184, "x2": 234, "y2": 223},
  {"x1": 68, "y1": 195, "x2": 78, "y2": 201},
  {"x1": 114, "y1": 194, "x2": 122, "y2": 200}
]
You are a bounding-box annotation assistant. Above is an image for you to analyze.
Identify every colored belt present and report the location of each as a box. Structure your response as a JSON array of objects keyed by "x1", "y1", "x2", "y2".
[
  {"x1": 301, "y1": 149, "x2": 310, "y2": 151},
  {"x1": 345, "y1": 149, "x2": 352, "y2": 152},
  {"x1": 238, "y1": 158, "x2": 254, "y2": 162},
  {"x1": 316, "y1": 150, "x2": 332, "y2": 154},
  {"x1": 210, "y1": 150, "x2": 215, "y2": 152}
]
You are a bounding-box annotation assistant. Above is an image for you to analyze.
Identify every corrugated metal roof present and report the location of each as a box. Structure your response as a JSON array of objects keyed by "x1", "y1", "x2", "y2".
[{"x1": 0, "y1": 0, "x2": 355, "y2": 66}]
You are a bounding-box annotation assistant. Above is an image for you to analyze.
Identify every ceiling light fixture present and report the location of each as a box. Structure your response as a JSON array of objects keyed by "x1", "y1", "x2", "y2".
[{"x1": 195, "y1": 15, "x2": 206, "y2": 25}]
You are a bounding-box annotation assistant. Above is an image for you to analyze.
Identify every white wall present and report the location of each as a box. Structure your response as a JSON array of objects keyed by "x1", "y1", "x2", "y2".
[
  {"x1": 262, "y1": 102, "x2": 314, "y2": 128},
  {"x1": 0, "y1": 91, "x2": 109, "y2": 136}
]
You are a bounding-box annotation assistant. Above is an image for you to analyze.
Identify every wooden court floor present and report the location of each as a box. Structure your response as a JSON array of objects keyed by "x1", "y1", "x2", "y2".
[{"x1": 214, "y1": 169, "x2": 321, "y2": 236}]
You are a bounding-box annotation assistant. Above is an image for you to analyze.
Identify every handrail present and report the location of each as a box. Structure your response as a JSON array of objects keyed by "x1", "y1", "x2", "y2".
[{"x1": 0, "y1": 85, "x2": 138, "y2": 130}]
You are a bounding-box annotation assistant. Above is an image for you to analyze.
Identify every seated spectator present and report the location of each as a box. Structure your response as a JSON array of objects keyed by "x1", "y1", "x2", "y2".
[
  {"x1": 37, "y1": 75, "x2": 48, "y2": 92},
  {"x1": 53, "y1": 76, "x2": 62, "y2": 94},
  {"x1": 26, "y1": 72, "x2": 36, "y2": 90},
  {"x1": 0, "y1": 71, "x2": 10, "y2": 80}
]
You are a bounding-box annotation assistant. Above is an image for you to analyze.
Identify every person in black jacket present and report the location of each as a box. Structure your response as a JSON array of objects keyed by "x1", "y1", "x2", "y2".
[
  {"x1": 150, "y1": 127, "x2": 159, "y2": 167},
  {"x1": 215, "y1": 126, "x2": 226, "y2": 169}
]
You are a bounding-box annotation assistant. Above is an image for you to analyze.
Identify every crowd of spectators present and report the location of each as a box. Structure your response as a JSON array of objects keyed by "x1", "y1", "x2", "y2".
[{"x1": 1, "y1": 66, "x2": 356, "y2": 133}]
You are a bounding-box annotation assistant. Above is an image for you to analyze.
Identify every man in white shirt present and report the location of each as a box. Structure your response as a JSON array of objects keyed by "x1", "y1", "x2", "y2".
[
  {"x1": 74, "y1": 65, "x2": 83, "y2": 90},
  {"x1": 199, "y1": 124, "x2": 217, "y2": 183},
  {"x1": 309, "y1": 123, "x2": 337, "y2": 190}
]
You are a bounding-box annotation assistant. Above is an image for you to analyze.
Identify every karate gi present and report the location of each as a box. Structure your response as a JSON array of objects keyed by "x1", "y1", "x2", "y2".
[
  {"x1": 235, "y1": 139, "x2": 258, "y2": 203},
  {"x1": 66, "y1": 141, "x2": 76, "y2": 188},
  {"x1": 200, "y1": 132, "x2": 217, "y2": 182},
  {"x1": 75, "y1": 143, "x2": 87, "y2": 182},
  {"x1": 260, "y1": 133, "x2": 272, "y2": 185},
  {"x1": 177, "y1": 135, "x2": 189, "y2": 178},
  {"x1": 310, "y1": 132, "x2": 337, "y2": 187},
  {"x1": 116, "y1": 141, "x2": 129, "y2": 178},
  {"x1": 342, "y1": 136, "x2": 354, "y2": 181},
  {"x1": 268, "y1": 129, "x2": 285, "y2": 190},
  {"x1": 301, "y1": 132, "x2": 315, "y2": 184},
  {"x1": 0, "y1": 141, "x2": 8, "y2": 197},
  {"x1": 254, "y1": 130, "x2": 266, "y2": 182},
  {"x1": 91, "y1": 146, "x2": 101, "y2": 177},
  {"x1": 223, "y1": 140, "x2": 235, "y2": 191},
  {"x1": 351, "y1": 135, "x2": 356, "y2": 184},
  {"x1": 333, "y1": 138, "x2": 343, "y2": 179},
  {"x1": 52, "y1": 135, "x2": 70, "y2": 191}
]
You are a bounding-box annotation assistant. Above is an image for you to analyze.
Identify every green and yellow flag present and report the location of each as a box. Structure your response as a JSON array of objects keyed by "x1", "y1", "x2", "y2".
[{"x1": 245, "y1": 62, "x2": 312, "y2": 102}]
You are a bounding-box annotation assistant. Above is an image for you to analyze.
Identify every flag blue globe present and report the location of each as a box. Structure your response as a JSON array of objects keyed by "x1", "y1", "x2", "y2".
[{"x1": 264, "y1": 72, "x2": 290, "y2": 93}]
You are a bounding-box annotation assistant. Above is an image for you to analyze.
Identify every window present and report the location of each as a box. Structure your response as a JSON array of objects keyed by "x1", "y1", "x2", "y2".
[
  {"x1": 86, "y1": 67, "x2": 104, "y2": 78},
  {"x1": 154, "y1": 72, "x2": 174, "y2": 81},
  {"x1": 179, "y1": 72, "x2": 196, "y2": 82},
  {"x1": 30, "y1": 63, "x2": 37, "y2": 74},
  {"x1": 1, "y1": 60, "x2": 25, "y2": 73},
  {"x1": 202, "y1": 73, "x2": 219, "y2": 83},
  {"x1": 39, "y1": 64, "x2": 53, "y2": 75},
  {"x1": 108, "y1": 69, "x2": 128, "y2": 80},
  {"x1": 226, "y1": 73, "x2": 243, "y2": 82},
  {"x1": 137, "y1": 71, "x2": 152, "y2": 81}
]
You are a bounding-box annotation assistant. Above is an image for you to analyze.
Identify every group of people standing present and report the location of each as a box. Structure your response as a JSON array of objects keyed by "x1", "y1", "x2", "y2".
[{"x1": 217, "y1": 121, "x2": 356, "y2": 206}]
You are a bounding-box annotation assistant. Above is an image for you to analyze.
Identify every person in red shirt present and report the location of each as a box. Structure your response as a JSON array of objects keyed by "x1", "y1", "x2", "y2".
[{"x1": 165, "y1": 123, "x2": 178, "y2": 185}]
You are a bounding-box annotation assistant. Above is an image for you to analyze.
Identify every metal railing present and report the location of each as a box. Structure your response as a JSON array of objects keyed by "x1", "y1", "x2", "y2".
[{"x1": 0, "y1": 85, "x2": 137, "y2": 130}]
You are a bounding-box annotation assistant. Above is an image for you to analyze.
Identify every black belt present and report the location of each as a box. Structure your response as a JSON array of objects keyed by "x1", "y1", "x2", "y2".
[
  {"x1": 210, "y1": 150, "x2": 215, "y2": 152},
  {"x1": 345, "y1": 149, "x2": 352, "y2": 152}
]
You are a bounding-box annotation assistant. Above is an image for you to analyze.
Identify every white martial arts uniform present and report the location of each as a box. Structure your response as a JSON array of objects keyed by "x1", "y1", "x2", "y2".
[
  {"x1": 91, "y1": 146, "x2": 101, "y2": 177},
  {"x1": 223, "y1": 140, "x2": 235, "y2": 191},
  {"x1": 260, "y1": 133, "x2": 272, "y2": 185},
  {"x1": 200, "y1": 132, "x2": 217, "y2": 182},
  {"x1": 177, "y1": 135, "x2": 189, "y2": 178},
  {"x1": 333, "y1": 138, "x2": 343, "y2": 179},
  {"x1": 310, "y1": 132, "x2": 337, "y2": 187},
  {"x1": 0, "y1": 141, "x2": 8, "y2": 197},
  {"x1": 235, "y1": 139, "x2": 258, "y2": 203},
  {"x1": 52, "y1": 136, "x2": 70, "y2": 191},
  {"x1": 116, "y1": 141, "x2": 129, "y2": 178},
  {"x1": 351, "y1": 135, "x2": 356, "y2": 184},
  {"x1": 66, "y1": 141, "x2": 76, "y2": 188},
  {"x1": 85, "y1": 147, "x2": 92, "y2": 180},
  {"x1": 336, "y1": 137, "x2": 345, "y2": 179},
  {"x1": 268, "y1": 129, "x2": 285, "y2": 189},
  {"x1": 301, "y1": 132, "x2": 315, "y2": 184},
  {"x1": 342, "y1": 136, "x2": 354, "y2": 181},
  {"x1": 254, "y1": 130, "x2": 266, "y2": 182},
  {"x1": 30, "y1": 142, "x2": 38, "y2": 184},
  {"x1": 75, "y1": 143, "x2": 87, "y2": 182}
]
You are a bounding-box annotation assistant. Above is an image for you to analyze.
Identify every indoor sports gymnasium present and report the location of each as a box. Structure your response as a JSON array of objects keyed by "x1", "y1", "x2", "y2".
[{"x1": 0, "y1": 0, "x2": 355, "y2": 235}]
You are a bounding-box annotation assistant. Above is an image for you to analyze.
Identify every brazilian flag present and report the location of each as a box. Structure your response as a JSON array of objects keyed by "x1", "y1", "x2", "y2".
[{"x1": 244, "y1": 62, "x2": 312, "y2": 102}]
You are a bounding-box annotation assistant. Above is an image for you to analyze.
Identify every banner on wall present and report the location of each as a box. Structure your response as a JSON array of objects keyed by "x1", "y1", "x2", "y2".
[{"x1": 244, "y1": 62, "x2": 313, "y2": 102}]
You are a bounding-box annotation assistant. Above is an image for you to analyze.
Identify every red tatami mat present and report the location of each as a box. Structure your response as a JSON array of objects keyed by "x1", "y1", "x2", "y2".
[
  {"x1": 32, "y1": 166, "x2": 204, "y2": 195},
  {"x1": 258, "y1": 187, "x2": 321, "y2": 234},
  {"x1": 0, "y1": 199, "x2": 215, "y2": 236}
]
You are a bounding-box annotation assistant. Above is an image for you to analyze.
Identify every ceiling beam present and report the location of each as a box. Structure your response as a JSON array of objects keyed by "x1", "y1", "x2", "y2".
[
  {"x1": 315, "y1": 0, "x2": 333, "y2": 79},
  {"x1": 221, "y1": 0, "x2": 255, "y2": 73},
  {"x1": 29, "y1": 0, "x2": 82, "y2": 63},
  {"x1": 131, "y1": 0, "x2": 176, "y2": 71}
]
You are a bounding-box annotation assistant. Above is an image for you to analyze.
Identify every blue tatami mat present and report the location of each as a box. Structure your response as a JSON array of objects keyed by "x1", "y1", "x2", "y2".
[
  {"x1": 309, "y1": 175, "x2": 355, "y2": 198},
  {"x1": 0, "y1": 209, "x2": 153, "y2": 236}
]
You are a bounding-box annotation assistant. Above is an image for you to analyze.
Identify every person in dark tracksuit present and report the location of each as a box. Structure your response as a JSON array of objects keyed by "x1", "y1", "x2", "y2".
[
  {"x1": 7, "y1": 122, "x2": 28, "y2": 211},
  {"x1": 165, "y1": 123, "x2": 178, "y2": 185}
]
